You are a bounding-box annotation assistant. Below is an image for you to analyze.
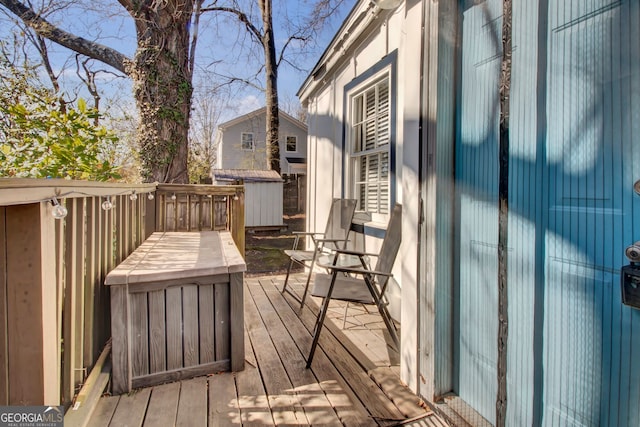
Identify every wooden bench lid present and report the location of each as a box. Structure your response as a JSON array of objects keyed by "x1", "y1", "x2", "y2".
[{"x1": 105, "y1": 231, "x2": 246, "y2": 286}]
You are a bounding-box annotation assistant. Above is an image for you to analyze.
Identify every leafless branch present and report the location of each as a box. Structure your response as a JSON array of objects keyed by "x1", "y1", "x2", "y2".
[
  {"x1": 277, "y1": 35, "x2": 307, "y2": 67},
  {"x1": 0, "y1": 0, "x2": 130, "y2": 73},
  {"x1": 200, "y1": 5, "x2": 263, "y2": 42},
  {"x1": 189, "y1": 0, "x2": 205, "y2": 80}
]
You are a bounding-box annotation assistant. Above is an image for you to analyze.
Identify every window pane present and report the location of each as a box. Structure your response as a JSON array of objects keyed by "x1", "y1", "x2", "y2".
[
  {"x1": 286, "y1": 136, "x2": 297, "y2": 151},
  {"x1": 353, "y1": 123, "x2": 364, "y2": 153},
  {"x1": 242, "y1": 133, "x2": 254, "y2": 150},
  {"x1": 349, "y1": 72, "x2": 391, "y2": 215},
  {"x1": 353, "y1": 95, "x2": 364, "y2": 122}
]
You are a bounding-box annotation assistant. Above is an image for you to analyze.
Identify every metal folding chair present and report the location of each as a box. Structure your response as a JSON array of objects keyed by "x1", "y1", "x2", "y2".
[
  {"x1": 282, "y1": 198, "x2": 357, "y2": 310},
  {"x1": 305, "y1": 204, "x2": 402, "y2": 368}
]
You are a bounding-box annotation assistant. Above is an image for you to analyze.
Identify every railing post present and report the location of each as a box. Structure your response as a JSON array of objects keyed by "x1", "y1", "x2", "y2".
[
  {"x1": 3, "y1": 203, "x2": 59, "y2": 405},
  {"x1": 232, "y1": 188, "x2": 245, "y2": 257},
  {"x1": 145, "y1": 191, "x2": 156, "y2": 237},
  {"x1": 0, "y1": 206, "x2": 7, "y2": 405}
]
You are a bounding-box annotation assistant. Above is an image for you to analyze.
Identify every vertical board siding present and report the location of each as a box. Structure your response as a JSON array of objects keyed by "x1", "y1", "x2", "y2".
[
  {"x1": 62, "y1": 198, "x2": 86, "y2": 405},
  {"x1": 199, "y1": 285, "x2": 215, "y2": 364},
  {"x1": 131, "y1": 292, "x2": 149, "y2": 378},
  {"x1": 122, "y1": 280, "x2": 234, "y2": 390},
  {"x1": 431, "y1": 0, "x2": 458, "y2": 398},
  {"x1": 456, "y1": 1, "x2": 502, "y2": 423},
  {"x1": 183, "y1": 285, "x2": 200, "y2": 367},
  {"x1": 166, "y1": 286, "x2": 184, "y2": 371},
  {"x1": 245, "y1": 182, "x2": 284, "y2": 227},
  {"x1": 149, "y1": 290, "x2": 167, "y2": 374},
  {"x1": 215, "y1": 283, "x2": 231, "y2": 361}
]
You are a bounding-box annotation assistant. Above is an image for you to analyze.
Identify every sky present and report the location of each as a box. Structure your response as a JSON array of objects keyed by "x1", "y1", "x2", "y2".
[{"x1": 0, "y1": 0, "x2": 354, "y2": 123}]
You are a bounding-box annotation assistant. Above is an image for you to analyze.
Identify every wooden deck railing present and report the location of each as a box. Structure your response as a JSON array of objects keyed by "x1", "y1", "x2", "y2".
[
  {"x1": 154, "y1": 183, "x2": 245, "y2": 255},
  {"x1": 0, "y1": 178, "x2": 245, "y2": 408}
]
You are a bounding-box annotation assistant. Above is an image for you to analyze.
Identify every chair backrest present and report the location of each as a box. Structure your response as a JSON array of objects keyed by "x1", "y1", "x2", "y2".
[
  {"x1": 323, "y1": 198, "x2": 357, "y2": 251},
  {"x1": 374, "y1": 204, "x2": 402, "y2": 277}
]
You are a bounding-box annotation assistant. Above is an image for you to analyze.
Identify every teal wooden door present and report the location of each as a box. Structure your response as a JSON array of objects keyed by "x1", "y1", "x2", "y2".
[
  {"x1": 455, "y1": 0, "x2": 640, "y2": 425},
  {"x1": 543, "y1": 1, "x2": 640, "y2": 425}
]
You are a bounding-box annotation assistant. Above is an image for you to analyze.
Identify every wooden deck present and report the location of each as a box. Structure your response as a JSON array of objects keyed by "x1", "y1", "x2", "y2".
[{"x1": 89, "y1": 273, "x2": 449, "y2": 426}]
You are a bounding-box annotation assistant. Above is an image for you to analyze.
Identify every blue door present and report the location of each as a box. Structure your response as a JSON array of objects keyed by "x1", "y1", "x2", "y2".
[{"x1": 456, "y1": 0, "x2": 640, "y2": 425}]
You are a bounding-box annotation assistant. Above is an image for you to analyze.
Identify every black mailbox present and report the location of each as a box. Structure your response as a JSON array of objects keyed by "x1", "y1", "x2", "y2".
[{"x1": 621, "y1": 263, "x2": 640, "y2": 309}]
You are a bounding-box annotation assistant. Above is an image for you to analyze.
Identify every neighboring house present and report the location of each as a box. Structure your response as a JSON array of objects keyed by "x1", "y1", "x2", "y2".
[
  {"x1": 215, "y1": 107, "x2": 308, "y2": 175},
  {"x1": 298, "y1": 0, "x2": 640, "y2": 426}
]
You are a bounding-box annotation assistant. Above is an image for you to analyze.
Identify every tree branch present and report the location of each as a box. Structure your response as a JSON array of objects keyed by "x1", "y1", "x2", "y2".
[
  {"x1": 200, "y1": 5, "x2": 263, "y2": 42},
  {"x1": 277, "y1": 35, "x2": 306, "y2": 67},
  {"x1": 210, "y1": 72, "x2": 264, "y2": 92},
  {"x1": 189, "y1": 0, "x2": 205, "y2": 81},
  {"x1": 0, "y1": 0, "x2": 130, "y2": 74}
]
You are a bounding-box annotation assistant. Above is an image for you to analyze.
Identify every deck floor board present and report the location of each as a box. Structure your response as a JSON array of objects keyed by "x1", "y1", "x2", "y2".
[{"x1": 92, "y1": 273, "x2": 447, "y2": 427}]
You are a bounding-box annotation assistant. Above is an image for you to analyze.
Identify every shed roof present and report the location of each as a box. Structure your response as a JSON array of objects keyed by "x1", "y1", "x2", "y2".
[{"x1": 213, "y1": 169, "x2": 283, "y2": 183}]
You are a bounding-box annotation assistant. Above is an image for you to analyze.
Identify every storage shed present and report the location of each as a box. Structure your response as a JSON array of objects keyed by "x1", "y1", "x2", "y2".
[{"x1": 213, "y1": 169, "x2": 284, "y2": 229}]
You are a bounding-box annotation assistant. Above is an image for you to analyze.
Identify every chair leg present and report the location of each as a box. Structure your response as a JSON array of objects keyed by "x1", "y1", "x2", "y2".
[
  {"x1": 297, "y1": 252, "x2": 319, "y2": 310},
  {"x1": 282, "y1": 257, "x2": 296, "y2": 294},
  {"x1": 298, "y1": 267, "x2": 313, "y2": 310},
  {"x1": 306, "y1": 272, "x2": 338, "y2": 368},
  {"x1": 364, "y1": 276, "x2": 400, "y2": 349},
  {"x1": 342, "y1": 302, "x2": 350, "y2": 329}
]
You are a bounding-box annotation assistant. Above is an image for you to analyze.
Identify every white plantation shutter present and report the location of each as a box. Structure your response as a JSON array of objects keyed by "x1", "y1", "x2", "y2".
[{"x1": 350, "y1": 74, "x2": 391, "y2": 215}]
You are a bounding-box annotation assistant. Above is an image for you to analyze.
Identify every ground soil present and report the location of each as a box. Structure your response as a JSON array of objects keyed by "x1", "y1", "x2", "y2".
[{"x1": 244, "y1": 214, "x2": 306, "y2": 277}]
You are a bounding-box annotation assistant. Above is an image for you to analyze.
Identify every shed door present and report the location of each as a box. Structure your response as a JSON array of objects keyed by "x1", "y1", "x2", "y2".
[{"x1": 455, "y1": 0, "x2": 640, "y2": 425}]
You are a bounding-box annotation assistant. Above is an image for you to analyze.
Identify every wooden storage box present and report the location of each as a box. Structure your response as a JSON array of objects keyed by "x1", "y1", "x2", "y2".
[{"x1": 105, "y1": 231, "x2": 246, "y2": 394}]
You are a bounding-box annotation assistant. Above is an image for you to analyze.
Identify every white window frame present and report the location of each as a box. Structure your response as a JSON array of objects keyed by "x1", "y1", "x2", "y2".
[
  {"x1": 241, "y1": 132, "x2": 255, "y2": 151},
  {"x1": 346, "y1": 70, "x2": 392, "y2": 221},
  {"x1": 285, "y1": 135, "x2": 297, "y2": 152}
]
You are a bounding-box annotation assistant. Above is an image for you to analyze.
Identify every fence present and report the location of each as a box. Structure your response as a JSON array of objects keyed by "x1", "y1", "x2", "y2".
[
  {"x1": 283, "y1": 174, "x2": 306, "y2": 215},
  {"x1": 154, "y1": 183, "x2": 245, "y2": 256},
  {"x1": 0, "y1": 178, "x2": 245, "y2": 408}
]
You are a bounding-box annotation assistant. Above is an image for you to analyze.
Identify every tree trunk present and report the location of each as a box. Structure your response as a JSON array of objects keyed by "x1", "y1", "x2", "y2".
[
  {"x1": 0, "y1": 0, "x2": 193, "y2": 183},
  {"x1": 259, "y1": 0, "x2": 281, "y2": 173},
  {"x1": 127, "y1": 1, "x2": 193, "y2": 183}
]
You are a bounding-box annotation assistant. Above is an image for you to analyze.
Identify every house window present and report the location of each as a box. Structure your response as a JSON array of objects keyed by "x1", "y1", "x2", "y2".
[
  {"x1": 349, "y1": 73, "x2": 391, "y2": 216},
  {"x1": 241, "y1": 132, "x2": 254, "y2": 151},
  {"x1": 286, "y1": 136, "x2": 297, "y2": 152}
]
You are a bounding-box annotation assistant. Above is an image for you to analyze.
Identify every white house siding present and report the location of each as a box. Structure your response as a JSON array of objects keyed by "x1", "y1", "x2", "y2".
[
  {"x1": 213, "y1": 170, "x2": 284, "y2": 228},
  {"x1": 244, "y1": 182, "x2": 284, "y2": 228},
  {"x1": 299, "y1": 0, "x2": 423, "y2": 393}
]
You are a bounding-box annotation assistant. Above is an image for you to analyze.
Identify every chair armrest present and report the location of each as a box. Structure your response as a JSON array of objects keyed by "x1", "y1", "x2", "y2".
[
  {"x1": 290, "y1": 231, "x2": 325, "y2": 250},
  {"x1": 292, "y1": 231, "x2": 323, "y2": 236},
  {"x1": 313, "y1": 237, "x2": 350, "y2": 244},
  {"x1": 332, "y1": 248, "x2": 380, "y2": 259},
  {"x1": 322, "y1": 264, "x2": 393, "y2": 278}
]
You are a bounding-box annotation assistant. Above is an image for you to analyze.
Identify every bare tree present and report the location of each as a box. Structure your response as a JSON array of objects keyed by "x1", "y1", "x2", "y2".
[
  {"x1": 200, "y1": 0, "x2": 349, "y2": 173},
  {"x1": 189, "y1": 83, "x2": 228, "y2": 182},
  {"x1": 0, "y1": 0, "x2": 201, "y2": 183}
]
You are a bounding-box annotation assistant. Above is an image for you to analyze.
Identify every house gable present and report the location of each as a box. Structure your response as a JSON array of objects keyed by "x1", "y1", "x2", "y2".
[{"x1": 216, "y1": 108, "x2": 308, "y2": 174}]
